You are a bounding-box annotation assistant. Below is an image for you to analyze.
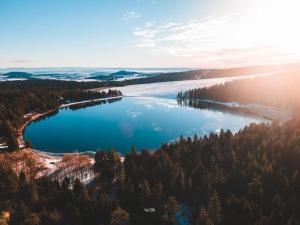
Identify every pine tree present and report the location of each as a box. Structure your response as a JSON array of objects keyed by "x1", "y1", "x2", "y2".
[
  {"x1": 109, "y1": 207, "x2": 129, "y2": 225},
  {"x1": 195, "y1": 208, "x2": 214, "y2": 225},
  {"x1": 175, "y1": 168, "x2": 185, "y2": 200},
  {"x1": 162, "y1": 196, "x2": 180, "y2": 224},
  {"x1": 208, "y1": 191, "x2": 222, "y2": 225},
  {"x1": 0, "y1": 163, "x2": 19, "y2": 209}
]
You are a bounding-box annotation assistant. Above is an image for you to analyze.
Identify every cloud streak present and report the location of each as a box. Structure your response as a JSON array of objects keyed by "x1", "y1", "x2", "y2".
[
  {"x1": 123, "y1": 11, "x2": 141, "y2": 20},
  {"x1": 10, "y1": 59, "x2": 33, "y2": 63},
  {"x1": 132, "y1": 16, "x2": 236, "y2": 55},
  {"x1": 132, "y1": 15, "x2": 300, "y2": 67}
]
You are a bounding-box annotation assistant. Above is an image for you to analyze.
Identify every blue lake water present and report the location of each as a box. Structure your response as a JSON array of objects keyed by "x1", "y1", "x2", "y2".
[{"x1": 23, "y1": 97, "x2": 267, "y2": 154}]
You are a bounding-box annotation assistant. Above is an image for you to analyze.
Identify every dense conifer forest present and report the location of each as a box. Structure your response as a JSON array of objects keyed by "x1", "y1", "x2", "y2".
[
  {"x1": 0, "y1": 80, "x2": 122, "y2": 150},
  {"x1": 1, "y1": 117, "x2": 300, "y2": 225}
]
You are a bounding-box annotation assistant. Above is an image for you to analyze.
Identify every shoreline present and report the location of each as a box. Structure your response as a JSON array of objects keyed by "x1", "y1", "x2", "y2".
[
  {"x1": 16, "y1": 96, "x2": 123, "y2": 175},
  {"x1": 18, "y1": 96, "x2": 123, "y2": 148},
  {"x1": 60, "y1": 95, "x2": 123, "y2": 108},
  {"x1": 17, "y1": 109, "x2": 59, "y2": 148}
]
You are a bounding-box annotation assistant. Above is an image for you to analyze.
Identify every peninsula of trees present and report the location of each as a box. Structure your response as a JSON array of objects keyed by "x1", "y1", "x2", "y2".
[{"x1": 177, "y1": 72, "x2": 300, "y2": 111}]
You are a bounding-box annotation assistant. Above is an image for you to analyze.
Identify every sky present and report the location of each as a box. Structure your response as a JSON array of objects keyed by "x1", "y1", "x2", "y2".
[{"x1": 1, "y1": 0, "x2": 300, "y2": 68}]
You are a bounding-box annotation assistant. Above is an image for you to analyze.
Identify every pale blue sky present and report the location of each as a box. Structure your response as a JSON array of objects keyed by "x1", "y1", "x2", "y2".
[{"x1": 1, "y1": 0, "x2": 299, "y2": 68}]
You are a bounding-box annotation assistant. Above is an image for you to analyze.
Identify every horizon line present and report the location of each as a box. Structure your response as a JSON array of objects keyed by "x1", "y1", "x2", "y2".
[{"x1": 1, "y1": 62, "x2": 300, "y2": 71}]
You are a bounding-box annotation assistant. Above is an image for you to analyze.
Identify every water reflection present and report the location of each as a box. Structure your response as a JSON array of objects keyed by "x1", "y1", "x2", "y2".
[
  {"x1": 24, "y1": 97, "x2": 267, "y2": 153},
  {"x1": 69, "y1": 97, "x2": 122, "y2": 111},
  {"x1": 177, "y1": 99, "x2": 260, "y2": 118}
]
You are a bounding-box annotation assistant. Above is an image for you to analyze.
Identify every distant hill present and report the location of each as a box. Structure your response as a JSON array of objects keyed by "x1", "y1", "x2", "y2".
[
  {"x1": 89, "y1": 74, "x2": 112, "y2": 80},
  {"x1": 114, "y1": 63, "x2": 300, "y2": 86},
  {"x1": 3, "y1": 72, "x2": 34, "y2": 79},
  {"x1": 89, "y1": 70, "x2": 152, "y2": 81},
  {"x1": 2, "y1": 63, "x2": 299, "y2": 83},
  {"x1": 110, "y1": 70, "x2": 141, "y2": 76}
]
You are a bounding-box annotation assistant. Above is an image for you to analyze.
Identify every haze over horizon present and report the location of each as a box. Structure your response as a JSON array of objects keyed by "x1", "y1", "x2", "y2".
[{"x1": 1, "y1": 0, "x2": 300, "y2": 69}]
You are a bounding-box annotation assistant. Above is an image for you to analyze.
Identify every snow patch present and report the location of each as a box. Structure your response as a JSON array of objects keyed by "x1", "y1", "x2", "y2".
[{"x1": 105, "y1": 73, "x2": 271, "y2": 98}]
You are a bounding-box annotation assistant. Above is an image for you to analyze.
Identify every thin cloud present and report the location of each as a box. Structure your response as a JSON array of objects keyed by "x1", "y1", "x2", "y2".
[
  {"x1": 132, "y1": 15, "x2": 234, "y2": 55},
  {"x1": 122, "y1": 11, "x2": 141, "y2": 20},
  {"x1": 10, "y1": 59, "x2": 33, "y2": 63},
  {"x1": 137, "y1": 0, "x2": 158, "y2": 4},
  {"x1": 131, "y1": 15, "x2": 300, "y2": 67}
]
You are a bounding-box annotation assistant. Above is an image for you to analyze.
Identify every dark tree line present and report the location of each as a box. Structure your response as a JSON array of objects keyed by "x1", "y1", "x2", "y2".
[
  {"x1": 1, "y1": 117, "x2": 300, "y2": 225},
  {"x1": 178, "y1": 72, "x2": 300, "y2": 111},
  {"x1": 0, "y1": 80, "x2": 122, "y2": 151},
  {"x1": 69, "y1": 97, "x2": 122, "y2": 111}
]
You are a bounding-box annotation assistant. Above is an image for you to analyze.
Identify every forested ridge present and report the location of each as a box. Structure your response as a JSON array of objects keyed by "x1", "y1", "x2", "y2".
[
  {"x1": 0, "y1": 80, "x2": 122, "y2": 150},
  {"x1": 1, "y1": 117, "x2": 300, "y2": 225}
]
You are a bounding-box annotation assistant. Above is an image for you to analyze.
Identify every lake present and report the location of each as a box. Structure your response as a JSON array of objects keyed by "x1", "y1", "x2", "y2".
[{"x1": 23, "y1": 96, "x2": 268, "y2": 154}]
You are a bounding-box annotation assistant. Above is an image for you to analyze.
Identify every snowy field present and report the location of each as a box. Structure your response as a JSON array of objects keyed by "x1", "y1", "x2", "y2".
[{"x1": 107, "y1": 73, "x2": 271, "y2": 98}]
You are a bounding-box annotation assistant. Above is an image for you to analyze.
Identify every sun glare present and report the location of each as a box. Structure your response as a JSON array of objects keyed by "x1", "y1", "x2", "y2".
[{"x1": 240, "y1": 0, "x2": 300, "y2": 56}]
